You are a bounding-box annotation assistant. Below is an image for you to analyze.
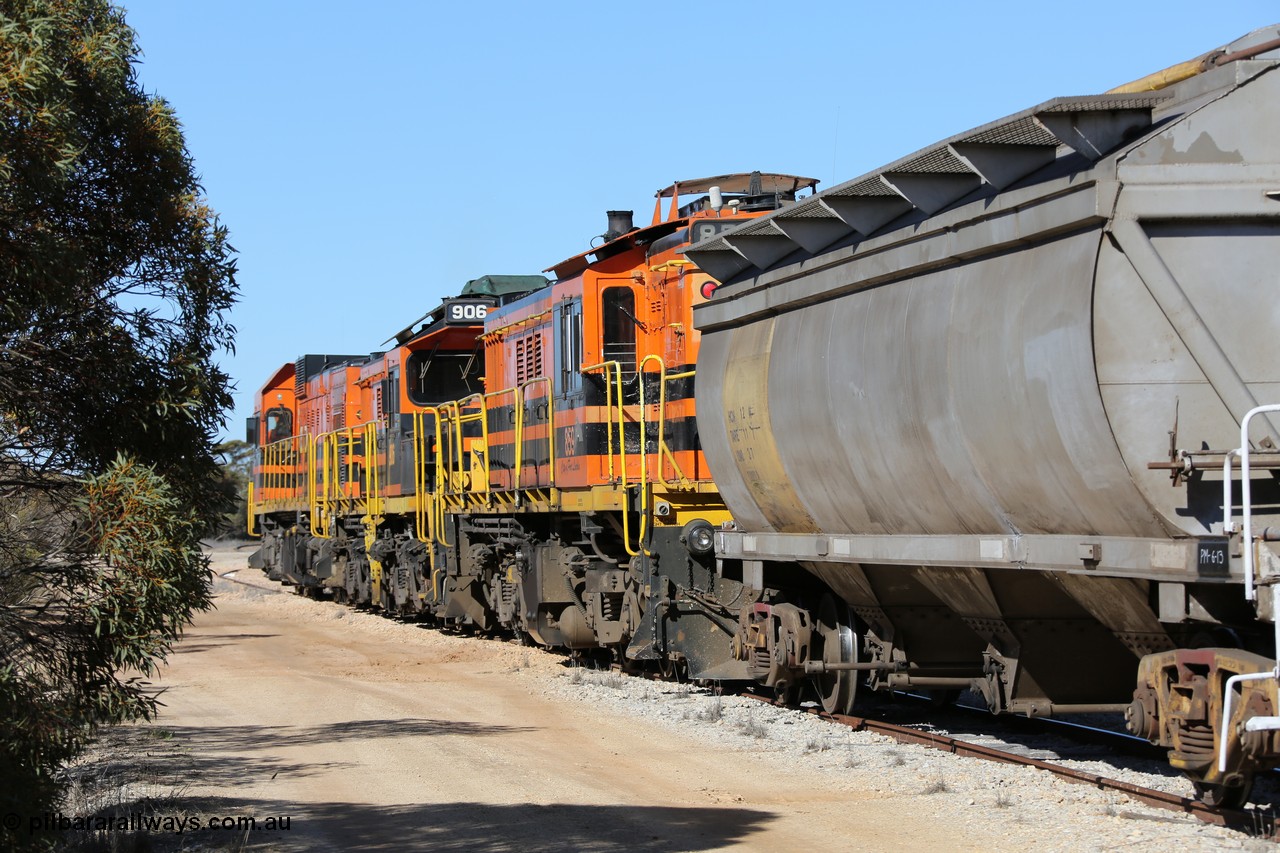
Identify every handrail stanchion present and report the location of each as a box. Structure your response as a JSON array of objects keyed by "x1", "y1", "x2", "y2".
[
  {"x1": 635, "y1": 355, "x2": 669, "y2": 552},
  {"x1": 483, "y1": 387, "x2": 519, "y2": 492},
  {"x1": 518, "y1": 376, "x2": 555, "y2": 495},
  {"x1": 1217, "y1": 404, "x2": 1280, "y2": 774},
  {"x1": 246, "y1": 482, "x2": 259, "y2": 538},
  {"x1": 413, "y1": 410, "x2": 438, "y2": 545},
  {"x1": 580, "y1": 360, "x2": 622, "y2": 482},
  {"x1": 310, "y1": 431, "x2": 332, "y2": 539},
  {"x1": 1223, "y1": 450, "x2": 1240, "y2": 538},
  {"x1": 513, "y1": 385, "x2": 525, "y2": 491},
  {"x1": 660, "y1": 369, "x2": 694, "y2": 486},
  {"x1": 435, "y1": 409, "x2": 452, "y2": 548},
  {"x1": 411, "y1": 408, "x2": 439, "y2": 603},
  {"x1": 358, "y1": 419, "x2": 384, "y2": 605},
  {"x1": 1239, "y1": 405, "x2": 1280, "y2": 601},
  {"x1": 583, "y1": 359, "x2": 645, "y2": 556}
]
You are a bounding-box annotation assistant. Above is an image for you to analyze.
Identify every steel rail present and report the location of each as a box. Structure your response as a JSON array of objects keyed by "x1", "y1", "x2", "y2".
[{"x1": 736, "y1": 692, "x2": 1262, "y2": 831}]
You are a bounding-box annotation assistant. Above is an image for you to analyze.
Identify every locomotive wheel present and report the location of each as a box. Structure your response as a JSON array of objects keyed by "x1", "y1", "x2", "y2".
[
  {"x1": 1193, "y1": 775, "x2": 1254, "y2": 810},
  {"x1": 815, "y1": 593, "x2": 857, "y2": 716}
]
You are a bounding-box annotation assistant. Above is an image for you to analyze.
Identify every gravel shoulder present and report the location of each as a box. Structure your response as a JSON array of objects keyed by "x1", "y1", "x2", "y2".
[{"x1": 56, "y1": 544, "x2": 1277, "y2": 851}]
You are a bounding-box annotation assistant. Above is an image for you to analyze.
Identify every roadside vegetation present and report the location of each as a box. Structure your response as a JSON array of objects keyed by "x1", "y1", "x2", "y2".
[{"x1": 0, "y1": 2, "x2": 237, "y2": 849}]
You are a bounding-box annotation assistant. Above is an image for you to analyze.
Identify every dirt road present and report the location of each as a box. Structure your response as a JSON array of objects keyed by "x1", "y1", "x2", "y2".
[{"x1": 83, "y1": 546, "x2": 1253, "y2": 852}]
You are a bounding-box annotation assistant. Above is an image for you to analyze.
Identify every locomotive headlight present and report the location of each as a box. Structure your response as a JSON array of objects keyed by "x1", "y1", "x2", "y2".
[{"x1": 681, "y1": 519, "x2": 715, "y2": 556}]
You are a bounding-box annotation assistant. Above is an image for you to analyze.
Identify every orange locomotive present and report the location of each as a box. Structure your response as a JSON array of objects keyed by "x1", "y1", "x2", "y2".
[{"x1": 248, "y1": 173, "x2": 818, "y2": 671}]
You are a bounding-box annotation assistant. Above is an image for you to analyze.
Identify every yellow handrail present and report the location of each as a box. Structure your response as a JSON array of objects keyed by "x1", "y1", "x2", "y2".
[
  {"x1": 637, "y1": 354, "x2": 661, "y2": 482},
  {"x1": 638, "y1": 356, "x2": 694, "y2": 487},
  {"x1": 466, "y1": 393, "x2": 491, "y2": 500},
  {"x1": 438, "y1": 393, "x2": 488, "y2": 500},
  {"x1": 261, "y1": 438, "x2": 276, "y2": 498},
  {"x1": 484, "y1": 386, "x2": 520, "y2": 491},
  {"x1": 629, "y1": 358, "x2": 698, "y2": 552},
  {"x1": 517, "y1": 376, "x2": 555, "y2": 491},
  {"x1": 633, "y1": 356, "x2": 665, "y2": 553},
  {"x1": 246, "y1": 482, "x2": 259, "y2": 537},
  {"x1": 434, "y1": 410, "x2": 452, "y2": 548},
  {"x1": 660, "y1": 377, "x2": 693, "y2": 485},
  {"x1": 412, "y1": 409, "x2": 437, "y2": 545},
  {"x1": 313, "y1": 429, "x2": 343, "y2": 538},
  {"x1": 308, "y1": 425, "x2": 373, "y2": 536},
  {"x1": 580, "y1": 360, "x2": 624, "y2": 483},
  {"x1": 408, "y1": 409, "x2": 441, "y2": 603},
  {"x1": 363, "y1": 421, "x2": 383, "y2": 519},
  {"x1": 309, "y1": 432, "x2": 329, "y2": 538},
  {"x1": 360, "y1": 420, "x2": 384, "y2": 605},
  {"x1": 343, "y1": 427, "x2": 358, "y2": 502},
  {"x1": 324, "y1": 428, "x2": 340, "y2": 508},
  {"x1": 437, "y1": 400, "x2": 457, "y2": 496},
  {"x1": 581, "y1": 359, "x2": 648, "y2": 556},
  {"x1": 439, "y1": 400, "x2": 461, "y2": 489},
  {"x1": 258, "y1": 434, "x2": 312, "y2": 505}
]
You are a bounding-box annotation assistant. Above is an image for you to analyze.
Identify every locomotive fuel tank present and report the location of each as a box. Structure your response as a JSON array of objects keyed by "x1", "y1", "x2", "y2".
[{"x1": 689, "y1": 28, "x2": 1280, "y2": 802}]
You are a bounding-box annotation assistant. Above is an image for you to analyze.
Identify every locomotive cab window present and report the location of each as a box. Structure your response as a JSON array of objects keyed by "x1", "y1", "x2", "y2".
[
  {"x1": 264, "y1": 406, "x2": 292, "y2": 443},
  {"x1": 406, "y1": 349, "x2": 482, "y2": 405},
  {"x1": 601, "y1": 286, "x2": 638, "y2": 373}
]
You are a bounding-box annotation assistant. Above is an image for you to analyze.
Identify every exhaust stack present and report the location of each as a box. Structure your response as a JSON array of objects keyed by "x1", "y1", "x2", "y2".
[{"x1": 604, "y1": 210, "x2": 634, "y2": 241}]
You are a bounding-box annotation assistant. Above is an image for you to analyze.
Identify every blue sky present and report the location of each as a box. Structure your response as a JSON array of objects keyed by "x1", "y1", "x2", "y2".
[{"x1": 118, "y1": 2, "x2": 1279, "y2": 440}]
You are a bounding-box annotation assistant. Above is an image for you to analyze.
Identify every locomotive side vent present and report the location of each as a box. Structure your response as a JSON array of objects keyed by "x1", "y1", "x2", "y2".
[{"x1": 294, "y1": 356, "x2": 306, "y2": 397}]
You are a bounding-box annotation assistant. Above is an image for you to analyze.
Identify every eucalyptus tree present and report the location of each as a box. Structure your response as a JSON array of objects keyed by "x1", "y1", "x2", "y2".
[{"x1": 0, "y1": 2, "x2": 237, "y2": 843}]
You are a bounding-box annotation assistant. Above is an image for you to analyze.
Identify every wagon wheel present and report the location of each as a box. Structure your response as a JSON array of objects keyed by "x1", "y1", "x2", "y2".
[
  {"x1": 814, "y1": 593, "x2": 858, "y2": 716},
  {"x1": 1193, "y1": 775, "x2": 1254, "y2": 810}
]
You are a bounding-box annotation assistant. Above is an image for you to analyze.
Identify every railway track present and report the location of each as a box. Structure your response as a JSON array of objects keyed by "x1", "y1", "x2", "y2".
[{"x1": 737, "y1": 692, "x2": 1274, "y2": 834}]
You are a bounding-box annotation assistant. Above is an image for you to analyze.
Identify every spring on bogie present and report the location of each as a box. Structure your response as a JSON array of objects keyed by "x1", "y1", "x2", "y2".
[{"x1": 600, "y1": 592, "x2": 623, "y2": 622}]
